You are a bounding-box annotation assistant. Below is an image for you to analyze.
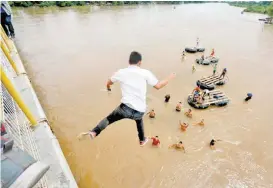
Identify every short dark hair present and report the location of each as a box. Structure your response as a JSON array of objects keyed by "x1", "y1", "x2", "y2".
[
  {"x1": 155, "y1": 136, "x2": 158, "y2": 138},
  {"x1": 179, "y1": 141, "x2": 183, "y2": 144},
  {"x1": 129, "y1": 51, "x2": 142, "y2": 64}
]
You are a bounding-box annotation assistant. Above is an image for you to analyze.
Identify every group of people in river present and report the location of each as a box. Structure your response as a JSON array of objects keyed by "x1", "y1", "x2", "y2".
[{"x1": 78, "y1": 51, "x2": 221, "y2": 152}]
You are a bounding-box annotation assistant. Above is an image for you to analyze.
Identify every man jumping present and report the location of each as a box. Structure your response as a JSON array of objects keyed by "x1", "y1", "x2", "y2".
[{"x1": 78, "y1": 51, "x2": 176, "y2": 146}]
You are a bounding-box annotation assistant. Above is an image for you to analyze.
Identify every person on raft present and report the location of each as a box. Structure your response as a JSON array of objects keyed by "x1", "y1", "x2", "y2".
[
  {"x1": 147, "y1": 109, "x2": 156, "y2": 118},
  {"x1": 201, "y1": 54, "x2": 205, "y2": 61},
  {"x1": 194, "y1": 119, "x2": 205, "y2": 126},
  {"x1": 77, "y1": 51, "x2": 176, "y2": 146},
  {"x1": 202, "y1": 89, "x2": 211, "y2": 100},
  {"x1": 179, "y1": 121, "x2": 189, "y2": 131},
  {"x1": 169, "y1": 141, "x2": 185, "y2": 152},
  {"x1": 185, "y1": 109, "x2": 193, "y2": 118},
  {"x1": 149, "y1": 136, "x2": 161, "y2": 147},
  {"x1": 192, "y1": 86, "x2": 201, "y2": 100},
  {"x1": 176, "y1": 102, "x2": 182, "y2": 112},
  {"x1": 245, "y1": 93, "x2": 253, "y2": 101},
  {"x1": 210, "y1": 48, "x2": 215, "y2": 57},
  {"x1": 210, "y1": 139, "x2": 221, "y2": 150},
  {"x1": 192, "y1": 86, "x2": 201, "y2": 95},
  {"x1": 219, "y1": 68, "x2": 227, "y2": 79},
  {"x1": 165, "y1": 94, "x2": 171, "y2": 103}
]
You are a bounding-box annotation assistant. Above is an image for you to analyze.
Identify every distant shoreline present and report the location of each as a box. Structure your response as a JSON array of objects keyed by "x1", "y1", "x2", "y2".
[
  {"x1": 228, "y1": 2, "x2": 272, "y2": 17},
  {"x1": 9, "y1": 1, "x2": 219, "y2": 8}
]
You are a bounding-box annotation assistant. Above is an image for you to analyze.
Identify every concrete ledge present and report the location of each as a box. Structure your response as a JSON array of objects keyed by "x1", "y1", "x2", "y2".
[{"x1": 8, "y1": 40, "x2": 78, "y2": 187}]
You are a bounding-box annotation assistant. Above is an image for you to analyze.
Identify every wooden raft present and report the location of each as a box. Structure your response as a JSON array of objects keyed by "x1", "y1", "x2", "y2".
[
  {"x1": 199, "y1": 74, "x2": 225, "y2": 87},
  {"x1": 188, "y1": 90, "x2": 229, "y2": 105}
]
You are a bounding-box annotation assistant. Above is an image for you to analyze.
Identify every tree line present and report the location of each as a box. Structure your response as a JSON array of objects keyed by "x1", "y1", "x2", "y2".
[
  {"x1": 228, "y1": 1, "x2": 273, "y2": 16},
  {"x1": 9, "y1": 1, "x2": 215, "y2": 8}
]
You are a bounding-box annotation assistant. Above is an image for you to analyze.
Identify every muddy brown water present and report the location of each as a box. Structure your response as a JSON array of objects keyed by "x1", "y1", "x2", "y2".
[{"x1": 13, "y1": 3, "x2": 273, "y2": 188}]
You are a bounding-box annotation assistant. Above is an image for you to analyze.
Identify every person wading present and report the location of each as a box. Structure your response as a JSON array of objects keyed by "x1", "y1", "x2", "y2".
[{"x1": 78, "y1": 51, "x2": 176, "y2": 146}]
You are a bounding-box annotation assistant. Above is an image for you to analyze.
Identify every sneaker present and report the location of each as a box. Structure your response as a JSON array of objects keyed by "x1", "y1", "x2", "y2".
[
  {"x1": 77, "y1": 131, "x2": 95, "y2": 141},
  {"x1": 140, "y1": 137, "x2": 149, "y2": 147}
]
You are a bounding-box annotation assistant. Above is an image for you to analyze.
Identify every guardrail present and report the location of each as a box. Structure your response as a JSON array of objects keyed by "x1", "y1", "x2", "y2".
[
  {"x1": 1, "y1": 28, "x2": 48, "y2": 187},
  {"x1": 1, "y1": 24, "x2": 78, "y2": 188}
]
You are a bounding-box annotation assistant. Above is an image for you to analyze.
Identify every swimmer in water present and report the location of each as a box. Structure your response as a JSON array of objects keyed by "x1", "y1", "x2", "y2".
[
  {"x1": 245, "y1": 93, "x2": 253, "y2": 102},
  {"x1": 192, "y1": 64, "x2": 196, "y2": 72},
  {"x1": 182, "y1": 50, "x2": 186, "y2": 58},
  {"x1": 194, "y1": 119, "x2": 205, "y2": 126},
  {"x1": 210, "y1": 139, "x2": 221, "y2": 149},
  {"x1": 147, "y1": 109, "x2": 156, "y2": 118},
  {"x1": 169, "y1": 141, "x2": 185, "y2": 152},
  {"x1": 179, "y1": 121, "x2": 189, "y2": 131},
  {"x1": 184, "y1": 109, "x2": 192, "y2": 118},
  {"x1": 165, "y1": 94, "x2": 171, "y2": 103},
  {"x1": 149, "y1": 136, "x2": 160, "y2": 147},
  {"x1": 196, "y1": 37, "x2": 200, "y2": 47},
  {"x1": 176, "y1": 102, "x2": 182, "y2": 112}
]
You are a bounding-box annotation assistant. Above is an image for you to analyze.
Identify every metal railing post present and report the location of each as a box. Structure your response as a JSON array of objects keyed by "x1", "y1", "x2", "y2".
[
  {"x1": 0, "y1": 25, "x2": 13, "y2": 51},
  {"x1": 1, "y1": 66, "x2": 37, "y2": 126},
  {"x1": 1, "y1": 41, "x2": 19, "y2": 74}
]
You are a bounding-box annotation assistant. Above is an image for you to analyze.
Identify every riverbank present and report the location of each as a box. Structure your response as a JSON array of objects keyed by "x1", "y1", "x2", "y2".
[
  {"x1": 9, "y1": 1, "x2": 181, "y2": 8},
  {"x1": 9, "y1": 1, "x2": 217, "y2": 8},
  {"x1": 228, "y1": 1, "x2": 273, "y2": 16}
]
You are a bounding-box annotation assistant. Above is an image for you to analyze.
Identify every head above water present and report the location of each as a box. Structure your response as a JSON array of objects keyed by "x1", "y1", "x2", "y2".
[{"x1": 129, "y1": 51, "x2": 142, "y2": 65}]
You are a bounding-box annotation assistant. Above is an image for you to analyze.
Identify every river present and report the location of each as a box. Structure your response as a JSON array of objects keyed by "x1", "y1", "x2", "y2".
[{"x1": 13, "y1": 3, "x2": 273, "y2": 188}]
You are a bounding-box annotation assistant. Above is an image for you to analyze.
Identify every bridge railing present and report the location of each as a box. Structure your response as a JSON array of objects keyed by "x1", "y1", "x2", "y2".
[{"x1": 1, "y1": 27, "x2": 48, "y2": 187}]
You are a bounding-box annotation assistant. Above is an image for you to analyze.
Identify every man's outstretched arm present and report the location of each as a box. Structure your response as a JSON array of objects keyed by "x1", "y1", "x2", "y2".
[{"x1": 153, "y1": 73, "x2": 176, "y2": 90}]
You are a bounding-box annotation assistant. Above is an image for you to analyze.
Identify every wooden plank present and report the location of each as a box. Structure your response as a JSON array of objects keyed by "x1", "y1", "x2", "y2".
[
  {"x1": 188, "y1": 90, "x2": 224, "y2": 96},
  {"x1": 203, "y1": 98, "x2": 229, "y2": 105},
  {"x1": 202, "y1": 77, "x2": 221, "y2": 83},
  {"x1": 203, "y1": 78, "x2": 224, "y2": 84},
  {"x1": 210, "y1": 90, "x2": 224, "y2": 94},
  {"x1": 200, "y1": 75, "x2": 219, "y2": 82},
  {"x1": 202, "y1": 77, "x2": 224, "y2": 84}
]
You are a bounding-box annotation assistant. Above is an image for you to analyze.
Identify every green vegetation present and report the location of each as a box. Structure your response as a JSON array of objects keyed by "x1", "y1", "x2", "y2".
[
  {"x1": 9, "y1": 1, "x2": 216, "y2": 8},
  {"x1": 229, "y1": 1, "x2": 273, "y2": 16}
]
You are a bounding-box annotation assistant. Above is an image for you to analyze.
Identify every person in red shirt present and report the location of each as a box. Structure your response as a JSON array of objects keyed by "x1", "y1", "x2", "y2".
[
  {"x1": 210, "y1": 48, "x2": 215, "y2": 57},
  {"x1": 150, "y1": 136, "x2": 160, "y2": 147}
]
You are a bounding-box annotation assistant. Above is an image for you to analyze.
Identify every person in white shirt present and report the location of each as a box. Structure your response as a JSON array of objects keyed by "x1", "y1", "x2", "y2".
[{"x1": 78, "y1": 51, "x2": 176, "y2": 146}]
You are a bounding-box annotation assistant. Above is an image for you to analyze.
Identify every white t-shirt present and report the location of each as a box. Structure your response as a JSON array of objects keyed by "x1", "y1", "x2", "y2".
[{"x1": 110, "y1": 65, "x2": 159, "y2": 112}]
